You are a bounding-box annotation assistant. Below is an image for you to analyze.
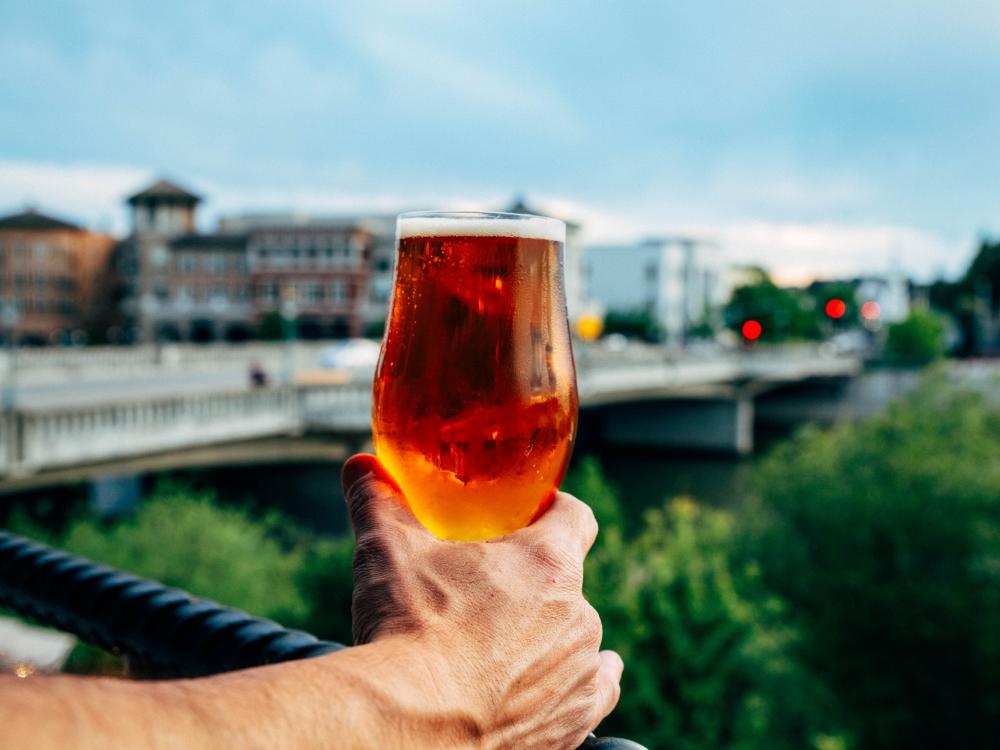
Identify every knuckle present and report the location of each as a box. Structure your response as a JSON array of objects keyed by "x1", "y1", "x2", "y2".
[
  {"x1": 528, "y1": 538, "x2": 580, "y2": 576},
  {"x1": 580, "y1": 604, "x2": 603, "y2": 646},
  {"x1": 579, "y1": 501, "x2": 598, "y2": 537}
]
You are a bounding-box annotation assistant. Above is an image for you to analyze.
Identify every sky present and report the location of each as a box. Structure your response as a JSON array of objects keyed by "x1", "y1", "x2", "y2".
[{"x1": 3, "y1": 0, "x2": 1000, "y2": 283}]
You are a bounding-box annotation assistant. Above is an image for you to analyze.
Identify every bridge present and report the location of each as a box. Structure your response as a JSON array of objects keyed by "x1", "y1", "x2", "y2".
[{"x1": 0, "y1": 342, "x2": 867, "y2": 481}]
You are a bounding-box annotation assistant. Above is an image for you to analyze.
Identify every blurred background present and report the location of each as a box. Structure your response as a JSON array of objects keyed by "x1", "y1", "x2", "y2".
[{"x1": 1, "y1": 2, "x2": 999, "y2": 749}]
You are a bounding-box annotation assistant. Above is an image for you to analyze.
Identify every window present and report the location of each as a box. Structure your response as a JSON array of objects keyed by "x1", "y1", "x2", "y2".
[
  {"x1": 306, "y1": 281, "x2": 324, "y2": 304},
  {"x1": 151, "y1": 244, "x2": 168, "y2": 268},
  {"x1": 155, "y1": 286, "x2": 169, "y2": 302},
  {"x1": 259, "y1": 282, "x2": 279, "y2": 305},
  {"x1": 179, "y1": 254, "x2": 197, "y2": 274},
  {"x1": 329, "y1": 280, "x2": 348, "y2": 303},
  {"x1": 209, "y1": 253, "x2": 226, "y2": 274}
]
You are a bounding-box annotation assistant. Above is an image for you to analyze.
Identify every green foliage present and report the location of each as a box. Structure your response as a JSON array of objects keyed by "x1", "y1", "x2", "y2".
[
  {"x1": 588, "y1": 497, "x2": 843, "y2": 750},
  {"x1": 745, "y1": 381, "x2": 1000, "y2": 749},
  {"x1": 724, "y1": 269, "x2": 821, "y2": 342},
  {"x1": 962, "y1": 238, "x2": 1000, "y2": 310},
  {"x1": 9, "y1": 482, "x2": 310, "y2": 674},
  {"x1": 562, "y1": 455, "x2": 625, "y2": 538},
  {"x1": 808, "y1": 281, "x2": 858, "y2": 327},
  {"x1": 363, "y1": 319, "x2": 386, "y2": 340},
  {"x1": 294, "y1": 535, "x2": 356, "y2": 645},
  {"x1": 56, "y1": 482, "x2": 308, "y2": 623},
  {"x1": 257, "y1": 309, "x2": 286, "y2": 341},
  {"x1": 883, "y1": 309, "x2": 946, "y2": 365},
  {"x1": 604, "y1": 309, "x2": 662, "y2": 342}
]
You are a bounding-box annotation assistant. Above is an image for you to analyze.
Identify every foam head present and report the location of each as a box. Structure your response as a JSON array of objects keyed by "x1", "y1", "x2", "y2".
[{"x1": 398, "y1": 211, "x2": 565, "y2": 243}]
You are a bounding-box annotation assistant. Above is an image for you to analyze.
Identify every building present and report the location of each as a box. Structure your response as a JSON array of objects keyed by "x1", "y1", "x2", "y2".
[
  {"x1": 114, "y1": 179, "x2": 203, "y2": 342},
  {"x1": 114, "y1": 179, "x2": 589, "y2": 342},
  {"x1": 245, "y1": 223, "x2": 374, "y2": 338},
  {"x1": 0, "y1": 209, "x2": 115, "y2": 344},
  {"x1": 218, "y1": 213, "x2": 384, "y2": 337},
  {"x1": 855, "y1": 270, "x2": 910, "y2": 324},
  {"x1": 588, "y1": 236, "x2": 727, "y2": 348},
  {"x1": 116, "y1": 179, "x2": 377, "y2": 342},
  {"x1": 157, "y1": 233, "x2": 252, "y2": 342}
]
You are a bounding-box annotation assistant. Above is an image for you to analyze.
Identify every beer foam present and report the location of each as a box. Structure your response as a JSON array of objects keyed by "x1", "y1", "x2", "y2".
[{"x1": 398, "y1": 213, "x2": 565, "y2": 243}]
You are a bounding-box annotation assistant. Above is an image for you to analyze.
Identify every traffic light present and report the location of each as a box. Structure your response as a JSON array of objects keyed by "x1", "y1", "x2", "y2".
[
  {"x1": 861, "y1": 301, "x2": 880, "y2": 321},
  {"x1": 825, "y1": 299, "x2": 847, "y2": 319},
  {"x1": 741, "y1": 319, "x2": 762, "y2": 340}
]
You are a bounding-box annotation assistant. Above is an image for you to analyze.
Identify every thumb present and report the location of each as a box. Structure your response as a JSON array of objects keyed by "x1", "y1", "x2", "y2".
[{"x1": 341, "y1": 454, "x2": 421, "y2": 537}]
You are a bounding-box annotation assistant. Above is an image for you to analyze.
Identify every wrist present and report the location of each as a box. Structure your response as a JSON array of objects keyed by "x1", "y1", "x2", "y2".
[{"x1": 352, "y1": 636, "x2": 487, "y2": 750}]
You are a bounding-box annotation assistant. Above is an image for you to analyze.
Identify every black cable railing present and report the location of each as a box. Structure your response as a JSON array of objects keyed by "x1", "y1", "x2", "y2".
[{"x1": 0, "y1": 530, "x2": 644, "y2": 749}]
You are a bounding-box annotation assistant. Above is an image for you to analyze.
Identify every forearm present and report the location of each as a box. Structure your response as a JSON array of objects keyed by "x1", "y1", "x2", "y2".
[{"x1": 0, "y1": 639, "x2": 481, "y2": 750}]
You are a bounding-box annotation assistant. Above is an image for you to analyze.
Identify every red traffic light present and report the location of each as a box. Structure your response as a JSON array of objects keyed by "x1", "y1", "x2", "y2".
[
  {"x1": 825, "y1": 299, "x2": 847, "y2": 319},
  {"x1": 861, "y1": 301, "x2": 880, "y2": 321},
  {"x1": 741, "y1": 319, "x2": 762, "y2": 340}
]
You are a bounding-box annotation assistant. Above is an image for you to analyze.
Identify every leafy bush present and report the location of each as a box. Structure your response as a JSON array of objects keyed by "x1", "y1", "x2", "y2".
[
  {"x1": 744, "y1": 381, "x2": 1000, "y2": 749},
  {"x1": 294, "y1": 535, "x2": 355, "y2": 645},
  {"x1": 570, "y1": 459, "x2": 842, "y2": 750},
  {"x1": 724, "y1": 268, "x2": 822, "y2": 342},
  {"x1": 883, "y1": 310, "x2": 946, "y2": 365},
  {"x1": 587, "y1": 495, "x2": 842, "y2": 750}
]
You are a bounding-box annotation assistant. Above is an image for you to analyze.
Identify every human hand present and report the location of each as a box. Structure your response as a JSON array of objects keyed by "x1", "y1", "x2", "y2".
[{"x1": 342, "y1": 454, "x2": 622, "y2": 750}]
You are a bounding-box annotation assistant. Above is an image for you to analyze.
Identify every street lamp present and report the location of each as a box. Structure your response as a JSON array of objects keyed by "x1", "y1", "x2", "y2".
[
  {"x1": 281, "y1": 285, "x2": 299, "y2": 385},
  {"x1": 1, "y1": 299, "x2": 21, "y2": 413}
]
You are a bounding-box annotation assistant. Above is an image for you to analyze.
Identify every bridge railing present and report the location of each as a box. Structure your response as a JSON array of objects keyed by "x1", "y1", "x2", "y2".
[
  {"x1": 0, "y1": 530, "x2": 644, "y2": 749},
  {"x1": 0, "y1": 384, "x2": 374, "y2": 477}
]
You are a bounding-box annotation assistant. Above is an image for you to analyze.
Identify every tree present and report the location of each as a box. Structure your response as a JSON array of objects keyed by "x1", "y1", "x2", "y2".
[
  {"x1": 961, "y1": 238, "x2": 1000, "y2": 310},
  {"x1": 724, "y1": 269, "x2": 821, "y2": 342},
  {"x1": 603, "y1": 309, "x2": 662, "y2": 342},
  {"x1": 883, "y1": 310, "x2": 946, "y2": 365},
  {"x1": 257, "y1": 309, "x2": 285, "y2": 341},
  {"x1": 294, "y1": 536, "x2": 356, "y2": 645},
  {"x1": 744, "y1": 381, "x2": 1000, "y2": 750},
  {"x1": 586, "y1": 497, "x2": 842, "y2": 750}
]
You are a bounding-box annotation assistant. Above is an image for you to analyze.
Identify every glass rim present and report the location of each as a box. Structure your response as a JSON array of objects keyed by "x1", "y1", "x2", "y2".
[{"x1": 397, "y1": 210, "x2": 565, "y2": 243}]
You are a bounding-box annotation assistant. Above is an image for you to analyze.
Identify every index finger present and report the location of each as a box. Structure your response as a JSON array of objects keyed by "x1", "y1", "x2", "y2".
[{"x1": 341, "y1": 454, "x2": 426, "y2": 538}]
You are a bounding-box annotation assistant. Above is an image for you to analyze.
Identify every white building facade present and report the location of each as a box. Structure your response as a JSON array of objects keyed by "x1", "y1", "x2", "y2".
[{"x1": 588, "y1": 236, "x2": 727, "y2": 348}]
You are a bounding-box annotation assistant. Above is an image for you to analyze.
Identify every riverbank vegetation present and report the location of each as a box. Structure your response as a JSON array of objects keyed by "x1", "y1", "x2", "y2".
[{"x1": 6, "y1": 377, "x2": 999, "y2": 749}]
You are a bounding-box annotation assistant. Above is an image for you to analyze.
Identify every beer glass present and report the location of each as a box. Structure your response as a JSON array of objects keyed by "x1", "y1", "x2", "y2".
[{"x1": 373, "y1": 211, "x2": 578, "y2": 541}]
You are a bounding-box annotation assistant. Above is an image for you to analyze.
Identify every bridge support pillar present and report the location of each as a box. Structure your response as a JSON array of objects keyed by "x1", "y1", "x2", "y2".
[{"x1": 598, "y1": 395, "x2": 754, "y2": 455}]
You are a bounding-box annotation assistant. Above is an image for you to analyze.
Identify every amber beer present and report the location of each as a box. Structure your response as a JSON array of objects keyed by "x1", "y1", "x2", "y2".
[{"x1": 373, "y1": 212, "x2": 578, "y2": 541}]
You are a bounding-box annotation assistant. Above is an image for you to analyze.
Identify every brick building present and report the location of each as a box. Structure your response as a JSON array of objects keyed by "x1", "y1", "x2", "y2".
[
  {"x1": 247, "y1": 224, "x2": 374, "y2": 338},
  {"x1": 158, "y1": 233, "x2": 252, "y2": 342},
  {"x1": 117, "y1": 178, "x2": 374, "y2": 341},
  {"x1": 0, "y1": 209, "x2": 115, "y2": 343}
]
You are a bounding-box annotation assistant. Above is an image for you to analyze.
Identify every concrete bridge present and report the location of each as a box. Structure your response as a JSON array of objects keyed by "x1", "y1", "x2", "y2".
[{"x1": 0, "y1": 343, "x2": 865, "y2": 480}]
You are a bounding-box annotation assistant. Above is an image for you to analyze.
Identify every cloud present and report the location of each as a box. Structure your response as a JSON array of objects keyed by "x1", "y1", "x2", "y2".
[
  {"x1": 0, "y1": 160, "x2": 974, "y2": 285},
  {"x1": 536, "y1": 197, "x2": 973, "y2": 284},
  {"x1": 0, "y1": 161, "x2": 152, "y2": 233}
]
